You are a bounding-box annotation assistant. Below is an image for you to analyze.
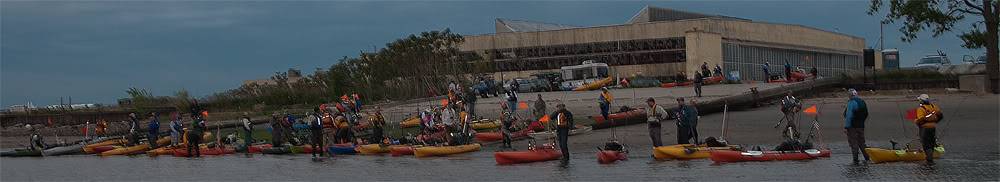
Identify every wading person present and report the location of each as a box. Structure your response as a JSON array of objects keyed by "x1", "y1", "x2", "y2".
[
  {"x1": 309, "y1": 109, "x2": 324, "y2": 158},
  {"x1": 147, "y1": 112, "x2": 160, "y2": 149},
  {"x1": 599, "y1": 87, "x2": 613, "y2": 121},
  {"x1": 675, "y1": 98, "x2": 698, "y2": 144},
  {"x1": 843, "y1": 89, "x2": 870, "y2": 163},
  {"x1": 645, "y1": 98, "x2": 669, "y2": 147},
  {"x1": 27, "y1": 125, "x2": 46, "y2": 150},
  {"x1": 913, "y1": 94, "x2": 943, "y2": 164},
  {"x1": 370, "y1": 107, "x2": 386, "y2": 144},
  {"x1": 270, "y1": 113, "x2": 283, "y2": 145},
  {"x1": 550, "y1": 104, "x2": 573, "y2": 165},
  {"x1": 188, "y1": 111, "x2": 206, "y2": 158},
  {"x1": 500, "y1": 102, "x2": 514, "y2": 149},
  {"x1": 778, "y1": 91, "x2": 802, "y2": 140},
  {"x1": 241, "y1": 112, "x2": 253, "y2": 153},
  {"x1": 170, "y1": 113, "x2": 183, "y2": 146}
]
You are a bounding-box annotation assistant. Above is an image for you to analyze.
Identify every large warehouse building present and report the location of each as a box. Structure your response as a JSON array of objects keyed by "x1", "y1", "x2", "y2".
[{"x1": 458, "y1": 6, "x2": 865, "y2": 81}]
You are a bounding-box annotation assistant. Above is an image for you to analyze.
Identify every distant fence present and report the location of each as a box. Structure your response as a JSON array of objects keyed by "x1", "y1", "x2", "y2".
[{"x1": 841, "y1": 79, "x2": 959, "y2": 90}]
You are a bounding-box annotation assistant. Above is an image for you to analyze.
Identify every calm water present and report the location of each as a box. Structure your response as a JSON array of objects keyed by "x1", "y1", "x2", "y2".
[{"x1": 2, "y1": 142, "x2": 997, "y2": 181}]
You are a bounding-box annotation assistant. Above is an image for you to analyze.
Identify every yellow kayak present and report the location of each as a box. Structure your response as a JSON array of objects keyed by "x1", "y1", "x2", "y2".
[
  {"x1": 573, "y1": 77, "x2": 613, "y2": 91},
  {"x1": 84, "y1": 139, "x2": 127, "y2": 154},
  {"x1": 653, "y1": 144, "x2": 740, "y2": 160},
  {"x1": 400, "y1": 116, "x2": 420, "y2": 128},
  {"x1": 865, "y1": 146, "x2": 944, "y2": 163},
  {"x1": 355, "y1": 144, "x2": 399, "y2": 154},
  {"x1": 99, "y1": 137, "x2": 171, "y2": 156},
  {"x1": 414, "y1": 143, "x2": 481, "y2": 157},
  {"x1": 471, "y1": 119, "x2": 501, "y2": 130},
  {"x1": 146, "y1": 145, "x2": 178, "y2": 156}
]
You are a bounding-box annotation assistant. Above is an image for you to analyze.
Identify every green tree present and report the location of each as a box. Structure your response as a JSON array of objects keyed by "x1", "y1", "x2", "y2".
[
  {"x1": 869, "y1": 0, "x2": 999, "y2": 93},
  {"x1": 126, "y1": 87, "x2": 154, "y2": 114}
]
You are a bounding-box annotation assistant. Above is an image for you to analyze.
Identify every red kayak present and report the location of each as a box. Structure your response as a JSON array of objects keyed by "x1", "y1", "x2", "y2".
[
  {"x1": 597, "y1": 150, "x2": 627, "y2": 164},
  {"x1": 92, "y1": 145, "x2": 117, "y2": 154},
  {"x1": 710, "y1": 149, "x2": 831, "y2": 163},
  {"x1": 389, "y1": 145, "x2": 415, "y2": 156},
  {"x1": 172, "y1": 147, "x2": 236, "y2": 157},
  {"x1": 248, "y1": 144, "x2": 272, "y2": 153},
  {"x1": 474, "y1": 129, "x2": 532, "y2": 142},
  {"x1": 704, "y1": 76, "x2": 725, "y2": 85},
  {"x1": 494, "y1": 147, "x2": 562, "y2": 165}
]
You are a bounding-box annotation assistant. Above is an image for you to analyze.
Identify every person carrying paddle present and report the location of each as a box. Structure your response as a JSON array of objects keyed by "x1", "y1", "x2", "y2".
[
  {"x1": 675, "y1": 97, "x2": 698, "y2": 145},
  {"x1": 645, "y1": 98, "x2": 669, "y2": 147},
  {"x1": 309, "y1": 109, "x2": 324, "y2": 158},
  {"x1": 843, "y1": 89, "x2": 870, "y2": 163},
  {"x1": 913, "y1": 94, "x2": 943, "y2": 164},
  {"x1": 188, "y1": 111, "x2": 207, "y2": 158},
  {"x1": 550, "y1": 104, "x2": 574, "y2": 164},
  {"x1": 599, "y1": 87, "x2": 613, "y2": 122},
  {"x1": 147, "y1": 112, "x2": 160, "y2": 149},
  {"x1": 241, "y1": 112, "x2": 254, "y2": 153}
]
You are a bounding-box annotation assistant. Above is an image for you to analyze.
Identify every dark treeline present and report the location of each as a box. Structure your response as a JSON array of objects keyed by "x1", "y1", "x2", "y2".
[{"x1": 203, "y1": 29, "x2": 486, "y2": 111}]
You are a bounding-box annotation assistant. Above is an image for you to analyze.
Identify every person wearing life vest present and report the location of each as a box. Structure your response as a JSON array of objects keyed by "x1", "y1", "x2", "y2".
[
  {"x1": 269, "y1": 113, "x2": 284, "y2": 146},
  {"x1": 147, "y1": 112, "x2": 160, "y2": 149},
  {"x1": 599, "y1": 87, "x2": 613, "y2": 122},
  {"x1": 170, "y1": 113, "x2": 183, "y2": 147},
  {"x1": 914, "y1": 94, "x2": 943, "y2": 164},
  {"x1": 645, "y1": 98, "x2": 669, "y2": 147},
  {"x1": 240, "y1": 112, "x2": 254, "y2": 152},
  {"x1": 127, "y1": 112, "x2": 140, "y2": 146},
  {"x1": 309, "y1": 109, "x2": 324, "y2": 158},
  {"x1": 96, "y1": 119, "x2": 108, "y2": 137},
  {"x1": 500, "y1": 103, "x2": 515, "y2": 149},
  {"x1": 843, "y1": 89, "x2": 870, "y2": 163},
  {"x1": 369, "y1": 107, "x2": 386, "y2": 144},
  {"x1": 188, "y1": 111, "x2": 207, "y2": 158},
  {"x1": 550, "y1": 104, "x2": 574, "y2": 164}
]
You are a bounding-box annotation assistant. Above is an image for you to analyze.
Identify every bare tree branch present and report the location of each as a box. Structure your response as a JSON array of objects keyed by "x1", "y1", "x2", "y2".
[{"x1": 965, "y1": 0, "x2": 985, "y2": 12}]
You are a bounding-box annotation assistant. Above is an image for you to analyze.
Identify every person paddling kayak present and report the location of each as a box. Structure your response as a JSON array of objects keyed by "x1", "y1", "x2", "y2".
[
  {"x1": 843, "y1": 89, "x2": 870, "y2": 163},
  {"x1": 550, "y1": 104, "x2": 574, "y2": 165},
  {"x1": 914, "y1": 94, "x2": 943, "y2": 164}
]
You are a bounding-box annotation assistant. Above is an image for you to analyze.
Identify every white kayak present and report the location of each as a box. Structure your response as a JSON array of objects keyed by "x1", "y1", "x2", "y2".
[
  {"x1": 528, "y1": 126, "x2": 593, "y2": 139},
  {"x1": 43, "y1": 137, "x2": 111, "y2": 156}
]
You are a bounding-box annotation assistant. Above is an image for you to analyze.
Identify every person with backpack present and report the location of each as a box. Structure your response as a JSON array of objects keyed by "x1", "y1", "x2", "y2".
[
  {"x1": 843, "y1": 89, "x2": 870, "y2": 163},
  {"x1": 913, "y1": 94, "x2": 943, "y2": 164}
]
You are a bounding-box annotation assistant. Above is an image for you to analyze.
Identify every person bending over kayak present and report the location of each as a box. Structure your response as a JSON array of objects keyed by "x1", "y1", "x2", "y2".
[
  {"x1": 914, "y1": 94, "x2": 943, "y2": 164},
  {"x1": 188, "y1": 111, "x2": 207, "y2": 158},
  {"x1": 843, "y1": 89, "x2": 870, "y2": 163},
  {"x1": 598, "y1": 87, "x2": 613, "y2": 122},
  {"x1": 645, "y1": 98, "x2": 669, "y2": 147},
  {"x1": 147, "y1": 112, "x2": 160, "y2": 149},
  {"x1": 309, "y1": 109, "x2": 324, "y2": 158},
  {"x1": 550, "y1": 104, "x2": 574, "y2": 164},
  {"x1": 241, "y1": 112, "x2": 254, "y2": 153}
]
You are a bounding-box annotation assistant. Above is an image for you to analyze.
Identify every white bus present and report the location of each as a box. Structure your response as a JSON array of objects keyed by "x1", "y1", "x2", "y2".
[{"x1": 559, "y1": 60, "x2": 610, "y2": 90}]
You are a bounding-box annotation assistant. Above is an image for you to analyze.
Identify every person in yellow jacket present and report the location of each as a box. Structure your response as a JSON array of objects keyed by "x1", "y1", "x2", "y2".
[{"x1": 913, "y1": 94, "x2": 943, "y2": 164}]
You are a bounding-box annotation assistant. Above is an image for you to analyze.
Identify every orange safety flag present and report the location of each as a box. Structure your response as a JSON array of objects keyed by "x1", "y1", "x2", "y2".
[
  {"x1": 538, "y1": 115, "x2": 550, "y2": 124},
  {"x1": 440, "y1": 99, "x2": 448, "y2": 106},
  {"x1": 905, "y1": 109, "x2": 917, "y2": 120},
  {"x1": 201, "y1": 111, "x2": 209, "y2": 118},
  {"x1": 518, "y1": 101, "x2": 528, "y2": 110},
  {"x1": 802, "y1": 105, "x2": 817, "y2": 115}
]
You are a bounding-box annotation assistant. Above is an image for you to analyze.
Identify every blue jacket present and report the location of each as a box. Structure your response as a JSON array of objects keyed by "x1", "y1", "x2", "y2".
[
  {"x1": 148, "y1": 117, "x2": 160, "y2": 136},
  {"x1": 844, "y1": 96, "x2": 867, "y2": 128},
  {"x1": 677, "y1": 105, "x2": 698, "y2": 127}
]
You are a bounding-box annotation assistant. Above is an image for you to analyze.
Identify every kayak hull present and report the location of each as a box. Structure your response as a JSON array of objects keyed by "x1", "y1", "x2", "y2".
[
  {"x1": 475, "y1": 129, "x2": 532, "y2": 142},
  {"x1": 494, "y1": 148, "x2": 562, "y2": 165},
  {"x1": 573, "y1": 77, "x2": 613, "y2": 91},
  {"x1": 261, "y1": 146, "x2": 292, "y2": 155},
  {"x1": 590, "y1": 109, "x2": 646, "y2": 129},
  {"x1": 400, "y1": 117, "x2": 420, "y2": 128},
  {"x1": 597, "y1": 150, "x2": 627, "y2": 164},
  {"x1": 414, "y1": 144, "x2": 481, "y2": 157},
  {"x1": 1, "y1": 149, "x2": 42, "y2": 157},
  {"x1": 528, "y1": 126, "x2": 592, "y2": 139},
  {"x1": 653, "y1": 144, "x2": 739, "y2": 160},
  {"x1": 83, "y1": 139, "x2": 127, "y2": 154},
  {"x1": 390, "y1": 145, "x2": 416, "y2": 156},
  {"x1": 327, "y1": 144, "x2": 357, "y2": 155},
  {"x1": 710, "y1": 150, "x2": 831, "y2": 163},
  {"x1": 356, "y1": 144, "x2": 396, "y2": 154},
  {"x1": 471, "y1": 120, "x2": 501, "y2": 130},
  {"x1": 864, "y1": 147, "x2": 943, "y2": 163}
]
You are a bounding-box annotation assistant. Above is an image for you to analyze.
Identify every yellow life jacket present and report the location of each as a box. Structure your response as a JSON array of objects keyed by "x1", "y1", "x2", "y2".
[
  {"x1": 914, "y1": 104, "x2": 942, "y2": 128},
  {"x1": 556, "y1": 113, "x2": 567, "y2": 127}
]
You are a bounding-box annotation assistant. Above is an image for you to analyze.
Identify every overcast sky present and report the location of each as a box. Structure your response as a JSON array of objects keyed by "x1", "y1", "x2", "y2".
[{"x1": 0, "y1": 1, "x2": 985, "y2": 107}]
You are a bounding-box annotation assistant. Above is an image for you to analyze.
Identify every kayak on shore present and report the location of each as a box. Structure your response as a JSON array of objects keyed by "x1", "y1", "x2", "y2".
[
  {"x1": 865, "y1": 146, "x2": 944, "y2": 163},
  {"x1": 474, "y1": 129, "x2": 533, "y2": 142},
  {"x1": 327, "y1": 143, "x2": 356, "y2": 155},
  {"x1": 494, "y1": 146, "x2": 561, "y2": 165},
  {"x1": 43, "y1": 137, "x2": 112, "y2": 156},
  {"x1": 1, "y1": 148, "x2": 42, "y2": 157},
  {"x1": 597, "y1": 150, "x2": 627, "y2": 164},
  {"x1": 470, "y1": 119, "x2": 501, "y2": 130},
  {"x1": 528, "y1": 125, "x2": 592, "y2": 139},
  {"x1": 709, "y1": 149, "x2": 831, "y2": 163},
  {"x1": 414, "y1": 143, "x2": 481, "y2": 157},
  {"x1": 590, "y1": 108, "x2": 646, "y2": 129},
  {"x1": 652, "y1": 144, "x2": 741, "y2": 160},
  {"x1": 356, "y1": 144, "x2": 397, "y2": 155},
  {"x1": 389, "y1": 145, "x2": 418, "y2": 156}
]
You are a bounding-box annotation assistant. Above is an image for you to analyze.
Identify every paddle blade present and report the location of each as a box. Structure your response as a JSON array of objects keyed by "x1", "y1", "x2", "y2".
[
  {"x1": 539, "y1": 115, "x2": 550, "y2": 124},
  {"x1": 802, "y1": 105, "x2": 817, "y2": 115},
  {"x1": 518, "y1": 101, "x2": 528, "y2": 110},
  {"x1": 905, "y1": 109, "x2": 917, "y2": 120}
]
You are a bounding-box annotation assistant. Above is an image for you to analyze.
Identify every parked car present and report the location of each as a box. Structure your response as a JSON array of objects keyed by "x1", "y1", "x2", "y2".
[
  {"x1": 472, "y1": 76, "x2": 500, "y2": 98},
  {"x1": 531, "y1": 72, "x2": 563, "y2": 91},
  {"x1": 513, "y1": 78, "x2": 550, "y2": 93},
  {"x1": 914, "y1": 52, "x2": 951, "y2": 70}
]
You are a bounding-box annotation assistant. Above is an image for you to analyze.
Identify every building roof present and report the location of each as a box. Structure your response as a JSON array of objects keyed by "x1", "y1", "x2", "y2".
[
  {"x1": 495, "y1": 18, "x2": 579, "y2": 33},
  {"x1": 627, "y1": 5, "x2": 747, "y2": 24}
]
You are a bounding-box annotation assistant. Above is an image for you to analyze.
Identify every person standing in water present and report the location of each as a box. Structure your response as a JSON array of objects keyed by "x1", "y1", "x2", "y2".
[
  {"x1": 645, "y1": 98, "x2": 669, "y2": 147},
  {"x1": 550, "y1": 104, "x2": 574, "y2": 165},
  {"x1": 843, "y1": 89, "x2": 870, "y2": 163},
  {"x1": 913, "y1": 94, "x2": 943, "y2": 164},
  {"x1": 240, "y1": 112, "x2": 254, "y2": 153},
  {"x1": 598, "y1": 87, "x2": 613, "y2": 122}
]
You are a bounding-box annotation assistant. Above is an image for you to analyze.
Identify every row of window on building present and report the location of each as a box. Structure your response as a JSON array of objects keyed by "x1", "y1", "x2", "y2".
[{"x1": 722, "y1": 43, "x2": 862, "y2": 81}]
